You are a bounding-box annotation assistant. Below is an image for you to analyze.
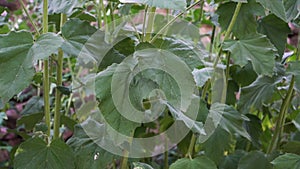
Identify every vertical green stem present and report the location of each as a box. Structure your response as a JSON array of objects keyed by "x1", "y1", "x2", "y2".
[
  {"x1": 42, "y1": 0, "x2": 50, "y2": 138},
  {"x1": 221, "y1": 52, "x2": 231, "y2": 104},
  {"x1": 43, "y1": 0, "x2": 48, "y2": 34},
  {"x1": 267, "y1": 75, "x2": 295, "y2": 153},
  {"x1": 53, "y1": 14, "x2": 67, "y2": 139},
  {"x1": 100, "y1": 0, "x2": 107, "y2": 31},
  {"x1": 212, "y1": 2, "x2": 242, "y2": 69},
  {"x1": 297, "y1": 30, "x2": 300, "y2": 60},
  {"x1": 186, "y1": 134, "x2": 197, "y2": 159},
  {"x1": 142, "y1": 6, "x2": 148, "y2": 42},
  {"x1": 210, "y1": 2, "x2": 242, "y2": 104},
  {"x1": 164, "y1": 141, "x2": 169, "y2": 169},
  {"x1": 94, "y1": 0, "x2": 102, "y2": 28},
  {"x1": 198, "y1": 0, "x2": 204, "y2": 23},
  {"x1": 43, "y1": 60, "x2": 50, "y2": 137},
  {"x1": 121, "y1": 132, "x2": 134, "y2": 169},
  {"x1": 209, "y1": 26, "x2": 216, "y2": 61},
  {"x1": 144, "y1": 7, "x2": 156, "y2": 42},
  {"x1": 121, "y1": 150, "x2": 129, "y2": 169},
  {"x1": 19, "y1": 0, "x2": 40, "y2": 35},
  {"x1": 109, "y1": 3, "x2": 115, "y2": 29}
]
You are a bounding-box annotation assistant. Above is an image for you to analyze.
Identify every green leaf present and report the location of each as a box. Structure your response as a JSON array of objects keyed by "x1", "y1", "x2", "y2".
[
  {"x1": 119, "y1": 0, "x2": 187, "y2": 11},
  {"x1": 99, "y1": 37, "x2": 136, "y2": 70},
  {"x1": 170, "y1": 156, "x2": 217, "y2": 169},
  {"x1": 61, "y1": 115, "x2": 77, "y2": 131},
  {"x1": 238, "y1": 151, "x2": 272, "y2": 169},
  {"x1": 17, "y1": 113, "x2": 44, "y2": 130},
  {"x1": 223, "y1": 34, "x2": 277, "y2": 75},
  {"x1": 220, "y1": 150, "x2": 247, "y2": 169},
  {"x1": 217, "y1": 0, "x2": 265, "y2": 38},
  {"x1": 256, "y1": 0, "x2": 287, "y2": 21},
  {"x1": 257, "y1": 14, "x2": 290, "y2": 56},
  {"x1": 203, "y1": 127, "x2": 235, "y2": 164},
  {"x1": 61, "y1": 18, "x2": 97, "y2": 57},
  {"x1": 244, "y1": 114, "x2": 263, "y2": 148},
  {"x1": 0, "y1": 31, "x2": 34, "y2": 103},
  {"x1": 226, "y1": 80, "x2": 239, "y2": 105},
  {"x1": 165, "y1": 96, "x2": 206, "y2": 135},
  {"x1": 230, "y1": 62, "x2": 257, "y2": 87},
  {"x1": 151, "y1": 38, "x2": 205, "y2": 70},
  {"x1": 133, "y1": 162, "x2": 154, "y2": 169},
  {"x1": 56, "y1": 86, "x2": 72, "y2": 95},
  {"x1": 282, "y1": 141, "x2": 300, "y2": 155},
  {"x1": 70, "y1": 8, "x2": 97, "y2": 22},
  {"x1": 238, "y1": 76, "x2": 280, "y2": 114},
  {"x1": 20, "y1": 96, "x2": 44, "y2": 115},
  {"x1": 48, "y1": 0, "x2": 79, "y2": 15},
  {"x1": 95, "y1": 64, "x2": 140, "y2": 139},
  {"x1": 67, "y1": 120, "x2": 116, "y2": 169},
  {"x1": 14, "y1": 138, "x2": 75, "y2": 169},
  {"x1": 271, "y1": 153, "x2": 300, "y2": 169},
  {"x1": 284, "y1": 0, "x2": 300, "y2": 22},
  {"x1": 17, "y1": 96, "x2": 44, "y2": 130},
  {"x1": 192, "y1": 68, "x2": 214, "y2": 87},
  {"x1": 286, "y1": 61, "x2": 300, "y2": 92},
  {"x1": 29, "y1": 33, "x2": 64, "y2": 60},
  {"x1": 210, "y1": 103, "x2": 250, "y2": 139}
]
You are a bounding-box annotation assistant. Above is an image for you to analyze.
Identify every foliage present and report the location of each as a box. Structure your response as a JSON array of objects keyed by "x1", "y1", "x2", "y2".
[{"x1": 0, "y1": 0, "x2": 299, "y2": 169}]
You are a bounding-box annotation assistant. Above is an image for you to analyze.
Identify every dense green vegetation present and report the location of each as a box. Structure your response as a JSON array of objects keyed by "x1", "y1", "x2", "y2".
[{"x1": 0, "y1": 0, "x2": 300, "y2": 168}]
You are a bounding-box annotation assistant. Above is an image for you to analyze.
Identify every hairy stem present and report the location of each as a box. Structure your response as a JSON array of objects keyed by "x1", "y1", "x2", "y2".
[
  {"x1": 144, "y1": 7, "x2": 156, "y2": 42},
  {"x1": 53, "y1": 14, "x2": 66, "y2": 139},
  {"x1": 19, "y1": 0, "x2": 40, "y2": 35},
  {"x1": 267, "y1": 75, "x2": 295, "y2": 153},
  {"x1": 121, "y1": 132, "x2": 134, "y2": 169},
  {"x1": 100, "y1": 0, "x2": 107, "y2": 31},
  {"x1": 42, "y1": 0, "x2": 51, "y2": 138},
  {"x1": 297, "y1": 29, "x2": 300, "y2": 60},
  {"x1": 94, "y1": 0, "x2": 102, "y2": 28},
  {"x1": 164, "y1": 141, "x2": 169, "y2": 169},
  {"x1": 186, "y1": 134, "x2": 197, "y2": 159},
  {"x1": 212, "y1": 2, "x2": 242, "y2": 69},
  {"x1": 142, "y1": 6, "x2": 148, "y2": 42},
  {"x1": 211, "y1": 2, "x2": 242, "y2": 104}
]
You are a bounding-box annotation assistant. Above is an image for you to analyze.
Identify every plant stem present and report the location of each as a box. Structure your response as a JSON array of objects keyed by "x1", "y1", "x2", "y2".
[
  {"x1": 267, "y1": 75, "x2": 295, "y2": 153},
  {"x1": 210, "y1": 2, "x2": 242, "y2": 104},
  {"x1": 100, "y1": 0, "x2": 107, "y2": 31},
  {"x1": 209, "y1": 26, "x2": 216, "y2": 61},
  {"x1": 164, "y1": 140, "x2": 169, "y2": 169},
  {"x1": 150, "y1": 0, "x2": 202, "y2": 43},
  {"x1": 94, "y1": 0, "x2": 101, "y2": 28},
  {"x1": 142, "y1": 6, "x2": 148, "y2": 42},
  {"x1": 121, "y1": 132, "x2": 134, "y2": 169},
  {"x1": 144, "y1": 7, "x2": 156, "y2": 42},
  {"x1": 53, "y1": 14, "x2": 66, "y2": 139},
  {"x1": 19, "y1": 0, "x2": 40, "y2": 36},
  {"x1": 186, "y1": 134, "x2": 197, "y2": 159},
  {"x1": 221, "y1": 52, "x2": 231, "y2": 104},
  {"x1": 43, "y1": 60, "x2": 50, "y2": 137},
  {"x1": 297, "y1": 29, "x2": 300, "y2": 60},
  {"x1": 198, "y1": 0, "x2": 204, "y2": 23},
  {"x1": 42, "y1": 0, "x2": 48, "y2": 34},
  {"x1": 212, "y1": 2, "x2": 242, "y2": 69},
  {"x1": 42, "y1": 0, "x2": 51, "y2": 138},
  {"x1": 121, "y1": 150, "x2": 129, "y2": 169}
]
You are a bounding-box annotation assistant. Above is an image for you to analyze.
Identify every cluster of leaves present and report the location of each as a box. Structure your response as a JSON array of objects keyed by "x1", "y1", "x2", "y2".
[{"x1": 0, "y1": 0, "x2": 300, "y2": 169}]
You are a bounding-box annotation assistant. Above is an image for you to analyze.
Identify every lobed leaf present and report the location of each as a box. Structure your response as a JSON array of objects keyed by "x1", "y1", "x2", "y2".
[{"x1": 223, "y1": 34, "x2": 277, "y2": 76}]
